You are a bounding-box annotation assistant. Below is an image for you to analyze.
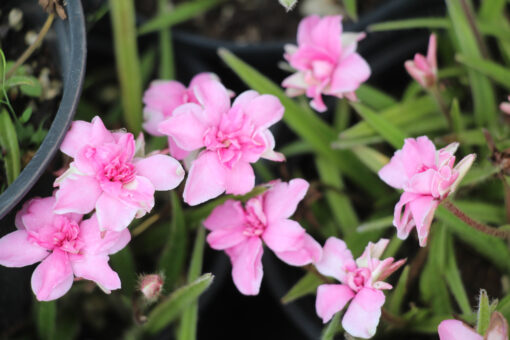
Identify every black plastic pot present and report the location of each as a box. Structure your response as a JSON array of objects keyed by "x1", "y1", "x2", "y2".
[
  {"x1": 0, "y1": 1, "x2": 87, "y2": 220},
  {"x1": 0, "y1": 1, "x2": 86, "y2": 335}
]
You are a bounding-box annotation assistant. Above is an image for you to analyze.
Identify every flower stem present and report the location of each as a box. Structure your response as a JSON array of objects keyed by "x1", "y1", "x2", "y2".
[
  {"x1": 429, "y1": 84, "x2": 452, "y2": 129},
  {"x1": 5, "y1": 13, "x2": 54, "y2": 79},
  {"x1": 442, "y1": 200, "x2": 510, "y2": 241}
]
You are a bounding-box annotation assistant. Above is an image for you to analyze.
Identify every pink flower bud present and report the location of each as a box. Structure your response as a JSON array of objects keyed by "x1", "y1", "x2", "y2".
[
  {"x1": 139, "y1": 274, "x2": 164, "y2": 302},
  {"x1": 500, "y1": 96, "x2": 510, "y2": 115},
  {"x1": 404, "y1": 34, "x2": 438, "y2": 89}
]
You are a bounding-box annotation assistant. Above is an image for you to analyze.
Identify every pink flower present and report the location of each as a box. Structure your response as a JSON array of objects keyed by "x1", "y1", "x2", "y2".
[
  {"x1": 500, "y1": 96, "x2": 510, "y2": 115},
  {"x1": 143, "y1": 73, "x2": 220, "y2": 160},
  {"x1": 203, "y1": 179, "x2": 322, "y2": 295},
  {"x1": 0, "y1": 197, "x2": 130, "y2": 301},
  {"x1": 404, "y1": 34, "x2": 437, "y2": 88},
  {"x1": 282, "y1": 15, "x2": 371, "y2": 112},
  {"x1": 378, "y1": 136, "x2": 475, "y2": 247},
  {"x1": 438, "y1": 312, "x2": 508, "y2": 340},
  {"x1": 315, "y1": 237, "x2": 405, "y2": 339},
  {"x1": 54, "y1": 116, "x2": 184, "y2": 232},
  {"x1": 139, "y1": 273, "x2": 164, "y2": 302},
  {"x1": 159, "y1": 80, "x2": 285, "y2": 206}
]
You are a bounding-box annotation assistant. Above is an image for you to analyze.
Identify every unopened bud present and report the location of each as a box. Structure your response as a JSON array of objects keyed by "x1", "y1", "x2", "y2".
[{"x1": 139, "y1": 274, "x2": 164, "y2": 302}]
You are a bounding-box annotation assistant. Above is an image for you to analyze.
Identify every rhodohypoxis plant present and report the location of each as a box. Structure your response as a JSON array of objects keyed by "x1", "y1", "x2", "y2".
[
  {"x1": 315, "y1": 237, "x2": 405, "y2": 338},
  {"x1": 159, "y1": 80, "x2": 285, "y2": 205},
  {"x1": 202, "y1": 179, "x2": 322, "y2": 295},
  {"x1": 143, "y1": 73, "x2": 222, "y2": 160},
  {"x1": 282, "y1": 15, "x2": 371, "y2": 112},
  {"x1": 378, "y1": 136, "x2": 475, "y2": 246},
  {"x1": 53, "y1": 116, "x2": 184, "y2": 232},
  {"x1": 0, "y1": 197, "x2": 130, "y2": 301}
]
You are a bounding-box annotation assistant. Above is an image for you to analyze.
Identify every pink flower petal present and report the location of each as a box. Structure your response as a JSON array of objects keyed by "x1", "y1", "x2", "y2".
[
  {"x1": 260, "y1": 130, "x2": 285, "y2": 162},
  {"x1": 316, "y1": 284, "x2": 355, "y2": 323},
  {"x1": 78, "y1": 214, "x2": 131, "y2": 255},
  {"x1": 314, "y1": 237, "x2": 355, "y2": 282},
  {"x1": 228, "y1": 237, "x2": 264, "y2": 295},
  {"x1": 168, "y1": 137, "x2": 190, "y2": 160},
  {"x1": 297, "y1": 15, "x2": 321, "y2": 46},
  {"x1": 31, "y1": 250, "x2": 74, "y2": 301},
  {"x1": 54, "y1": 175, "x2": 102, "y2": 214},
  {"x1": 96, "y1": 193, "x2": 138, "y2": 232},
  {"x1": 393, "y1": 191, "x2": 420, "y2": 240},
  {"x1": 207, "y1": 226, "x2": 247, "y2": 250},
  {"x1": 273, "y1": 233, "x2": 322, "y2": 266},
  {"x1": 224, "y1": 162, "x2": 255, "y2": 196},
  {"x1": 342, "y1": 287, "x2": 385, "y2": 339},
  {"x1": 143, "y1": 80, "x2": 187, "y2": 131},
  {"x1": 192, "y1": 79, "x2": 230, "y2": 125},
  {"x1": 0, "y1": 230, "x2": 48, "y2": 267},
  {"x1": 231, "y1": 90, "x2": 259, "y2": 108},
  {"x1": 330, "y1": 53, "x2": 371, "y2": 94},
  {"x1": 263, "y1": 219, "x2": 305, "y2": 252},
  {"x1": 142, "y1": 108, "x2": 166, "y2": 136},
  {"x1": 203, "y1": 200, "x2": 247, "y2": 231},
  {"x1": 401, "y1": 136, "x2": 437, "y2": 178},
  {"x1": 134, "y1": 154, "x2": 184, "y2": 191},
  {"x1": 21, "y1": 196, "x2": 80, "y2": 232},
  {"x1": 310, "y1": 15, "x2": 342, "y2": 57},
  {"x1": 158, "y1": 103, "x2": 208, "y2": 151},
  {"x1": 60, "y1": 117, "x2": 114, "y2": 157},
  {"x1": 486, "y1": 312, "x2": 509, "y2": 340},
  {"x1": 378, "y1": 150, "x2": 406, "y2": 189},
  {"x1": 427, "y1": 34, "x2": 437, "y2": 72},
  {"x1": 71, "y1": 254, "x2": 121, "y2": 292},
  {"x1": 404, "y1": 168, "x2": 437, "y2": 195},
  {"x1": 242, "y1": 94, "x2": 284, "y2": 131},
  {"x1": 438, "y1": 320, "x2": 483, "y2": 340},
  {"x1": 183, "y1": 152, "x2": 226, "y2": 206},
  {"x1": 264, "y1": 178, "x2": 309, "y2": 222},
  {"x1": 409, "y1": 195, "x2": 438, "y2": 247}
]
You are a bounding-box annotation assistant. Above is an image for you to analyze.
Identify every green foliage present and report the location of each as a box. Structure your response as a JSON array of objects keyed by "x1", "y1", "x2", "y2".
[
  {"x1": 35, "y1": 300, "x2": 56, "y2": 340},
  {"x1": 0, "y1": 109, "x2": 20, "y2": 184},
  {"x1": 281, "y1": 272, "x2": 325, "y2": 304}
]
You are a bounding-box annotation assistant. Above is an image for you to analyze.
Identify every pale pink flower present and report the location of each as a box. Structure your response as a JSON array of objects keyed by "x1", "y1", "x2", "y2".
[
  {"x1": 438, "y1": 312, "x2": 508, "y2": 340},
  {"x1": 159, "y1": 80, "x2": 285, "y2": 206},
  {"x1": 500, "y1": 96, "x2": 510, "y2": 115},
  {"x1": 143, "y1": 73, "x2": 220, "y2": 160},
  {"x1": 282, "y1": 15, "x2": 371, "y2": 112},
  {"x1": 404, "y1": 34, "x2": 438, "y2": 88},
  {"x1": 203, "y1": 179, "x2": 322, "y2": 295},
  {"x1": 378, "y1": 136, "x2": 475, "y2": 247},
  {"x1": 54, "y1": 116, "x2": 185, "y2": 232},
  {"x1": 0, "y1": 197, "x2": 130, "y2": 301},
  {"x1": 315, "y1": 237, "x2": 405, "y2": 339}
]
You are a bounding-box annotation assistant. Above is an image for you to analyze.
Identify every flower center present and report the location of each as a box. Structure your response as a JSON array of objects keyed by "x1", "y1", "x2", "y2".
[
  {"x1": 29, "y1": 216, "x2": 83, "y2": 254},
  {"x1": 346, "y1": 267, "x2": 372, "y2": 292},
  {"x1": 242, "y1": 198, "x2": 267, "y2": 237},
  {"x1": 103, "y1": 158, "x2": 136, "y2": 183}
]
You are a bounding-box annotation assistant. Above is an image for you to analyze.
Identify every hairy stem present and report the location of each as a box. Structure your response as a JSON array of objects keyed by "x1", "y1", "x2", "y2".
[
  {"x1": 6, "y1": 13, "x2": 54, "y2": 79},
  {"x1": 429, "y1": 84, "x2": 452, "y2": 128}
]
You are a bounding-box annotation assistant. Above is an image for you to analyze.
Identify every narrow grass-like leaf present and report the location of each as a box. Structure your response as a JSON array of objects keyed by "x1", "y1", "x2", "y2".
[
  {"x1": 321, "y1": 312, "x2": 341, "y2": 340},
  {"x1": 446, "y1": 0, "x2": 497, "y2": 128},
  {"x1": 368, "y1": 17, "x2": 450, "y2": 32},
  {"x1": 35, "y1": 300, "x2": 56, "y2": 340},
  {"x1": 158, "y1": 0, "x2": 175, "y2": 79},
  {"x1": 350, "y1": 102, "x2": 406, "y2": 149},
  {"x1": 0, "y1": 110, "x2": 20, "y2": 184},
  {"x1": 281, "y1": 272, "x2": 324, "y2": 304},
  {"x1": 144, "y1": 273, "x2": 214, "y2": 334},
  {"x1": 449, "y1": 98, "x2": 469, "y2": 154},
  {"x1": 382, "y1": 234, "x2": 403, "y2": 259},
  {"x1": 140, "y1": 47, "x2": 157, "y2": 86},
  {"x1": 343, "y1": 0, "x2": 357, "y2": 20},
  {"x1": 158, "y1": 191, "x2": 187, "y2": 291},
  {"x1": 356, "y1": 84, "x2": 397, "y2": 110},
  {"x1": 357, "y1": 216, "x2": 393, "y2": 232},
  {"x1": 316, "y1": 157, "x2": 359, "y2": 236},
  {"x1": 497, "y1": 294, "x2": 510, "y2": 320},
  {"x1": 109, "y1": 0, "x2": 142, "y2": 134},
  {"x1": 387, "y1": 265, "x2": 410, "y2": 315},
  {"x1": 279, "y1": 140, "x2": 314, "y2": 158},
  {"x1": 455, "y1": 200, "x2": 506, "y2": 225},
  {"x1": 139, "y1": 0, "x2": 225, "y2": 35},
  {"x1": 351, "y1": 145, "x2": 389, "y2": 174},
  {"x1": 110, "y1": 246, "x2": 136, "y2": 297},
  {"x1": 334, "y1": 99, "x2": 350, "y2": 132},
  {"x1": 477, "y1": 289, "x2": 491, "y2": 335},
  {"x1": 479, "y1": 0, "x2": 506, "y2": 21},
  {"x1": 435, "y1": 205, "x2": 510, "y2": 274},
  {"x1": 444, "y1": 236, "x2": 472, "y2": 316},
  {"x1": 218, "y1": 48, "x2": 387, "y2": 197},
  {"x1": 177, "y1": 228, "x2": 205, "y2": 340},
  {"x1": 456, "y1": 54, "x2": 510, "y2": 91}
]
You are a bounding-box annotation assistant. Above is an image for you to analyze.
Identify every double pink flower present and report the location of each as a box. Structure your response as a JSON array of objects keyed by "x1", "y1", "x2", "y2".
[
  {"x1": 378, "y1": 136, "x2": 475, "y2": 246},
  {"x1": 0, "y1": 197, "x2": 130, "y2": 301},
  {"x1": 159, "y1": 80, "x2": 285, "y2": 206},
  {"x1": 282, "y1": 15, "x2": 371, "y2": 112},
  {"x1": 54, "y1": 116, "x2": 184, "y2": 232},
  {"x1": 203, "y1": 179, "x2": 322, "y2": 295},
  {"x1": 315, "y1": 237, "x2": 405, "y2": 338}
]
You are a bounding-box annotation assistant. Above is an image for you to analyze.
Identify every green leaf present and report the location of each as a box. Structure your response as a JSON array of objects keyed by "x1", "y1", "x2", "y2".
[
  {"x1": 218, "y1": 48, "x2": 387, "y2": 198},
  {"x1": 281, "y1": 272, "x2": 324, "y2": 304},
  {"x1": 0, "y1": 110, "x2": 20, "y2": 184},
  {"x1": 446, "y1": 0, "x2": 497, "y2": 128},
  {"x1": 279, "y1": 140, "x2": 313, "y2": 158},
  {"x1": 158, "y1": 191, "x2": 187, "y2": 291},
  {"x1": 456, "y1": 54, "x2": 510, "y2": 91},
  {"x1": 5, "y1": 75, "x2": 42, "y2": 97},
  {"x1": 382, "y1": 234, "x2": 404, "y2": 259},
  {"x1": 368, "y1": 17, "x2": 450, "y2": 32},
  {"x1": 350, "y1": 102, "x2": 407, "y2": 149},
  {"x1": 343, "y1": 0, "x2": 357, "y2": 20},
  {"x1": 144, "y1": 273, "x2": 214, "y2": 334},
  {"x1": 497, "y1": 294, "x2": 510, "y2": 321},
  {"x1": 35, "y1": 300, "x2": 56, "y2": 340},
  {"x1": 477, "y1": 289, "x2": 491, "y2": 335},
  {"x1": 357, "y1": 216, "x2": 393, "y2": 232},
  {"x1": 158, "y1": 0, "x2": 175, "y2": 79},
  {"x1": 140, "y1": 47, "x2": 157, "y2": 86},
  {"x1": 436, "y1": 205, "x2": 510, "y2": 274},
  {"x1": 109, "y1": 0, "x2": 143, "y2": 134},
  {"x1": 19, "y1": 107, "x2": 33, "y2": 124},
  {"x1": 449, "y1": 98, "x2": 469, "y2": 155},
  {"x1": 139, "y1": 0, "x2": 226, "y2": 35},
  {"x1": 455, "y1": 200, "x2": 506, "y2": 225},
  {"x1": 316, "y1": 156, "x2": 359, "y2": 236},
  {"x1": 479, "y1": 0, "x2": 506, "y2": 21},
  {"x1": 177, "y1": 228, "x2": 206, "y2": 340},
  {"x1": 110, "y1": 246, "x2": 136, "y2": 296},
  {"x1": 279, "y1": 0, "x2": 298, "y2": 11},
  {"x1": 444, "y1": 235, "x2": 472, "y2": 316},
  {"x1": 321, "y1": 312, "x2": 341, "y2": 340},
  {"x1": 387, "y1": 265, "x2": 410, "y2": 315},
  {"x1": 357, "y1": 84, "x2": 397, "y2": 110},
  {"x1": 350, "y1": 145, "x2": 389, "y2": 174}
]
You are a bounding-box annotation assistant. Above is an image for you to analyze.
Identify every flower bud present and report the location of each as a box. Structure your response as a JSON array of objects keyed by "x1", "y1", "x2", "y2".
[{"x1": 139, "y1": 274, "x2": 164, "y2": 302}]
